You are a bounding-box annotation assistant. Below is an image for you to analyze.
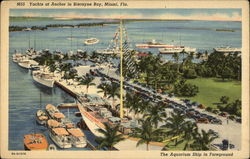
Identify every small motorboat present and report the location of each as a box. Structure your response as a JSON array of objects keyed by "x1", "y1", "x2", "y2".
[
  {"x1": 23, "y1": 133, "x2": 48, "y2": 151},
  {"x1": 84, "y1": 38, "x2": 99, "y2": 45},
  {"x1": 36, "y1": 109, "x2": 48, "y2": 126}
]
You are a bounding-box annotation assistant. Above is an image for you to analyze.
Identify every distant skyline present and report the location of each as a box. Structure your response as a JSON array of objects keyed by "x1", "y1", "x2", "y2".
[{"x1": 10, "y1": 9, "x2": 241, "y2": 21}]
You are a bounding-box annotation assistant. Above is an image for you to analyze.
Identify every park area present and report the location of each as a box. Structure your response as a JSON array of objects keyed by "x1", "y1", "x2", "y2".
[{"x1": 181, "y1": 78, "x2": 241, "y2": 108}]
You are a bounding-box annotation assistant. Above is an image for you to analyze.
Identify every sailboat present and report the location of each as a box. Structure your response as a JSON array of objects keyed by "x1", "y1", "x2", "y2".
[{"x1": 96, "y1": 22, "x2": 130, "y2": 56}]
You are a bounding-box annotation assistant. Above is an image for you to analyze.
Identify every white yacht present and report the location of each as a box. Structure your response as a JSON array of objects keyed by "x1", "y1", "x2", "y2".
[
  {"x1": 96, "y1": 48, "x2": 120, "y2": 55},
  {"x1": 12, "y1": 52, "x2": 24, "y2": 63},
  {"x1": 18, "y1": 59, "x2": 39, "y2": 69},
  {"x1": 49, "y1": 128, "x2": 72, "y2": 149},
  {"x1": 214, "y1": 46, "x2": 241, "y2": 53},
  {"x1": 159, "y1": 46, "x2": 196, "y2": 54},
  {"x1": 159, "y1": 47, "x2": 184, "y2": 54},
  {"x1": 67, "y1": 128, "x2": 87, "y2": 148},
  {"x1": 32, "y1": 70, "x2": 55, "y2": 88},
  {"x1": 84, "y1": 38, "x2": 99, "y2": 45}
]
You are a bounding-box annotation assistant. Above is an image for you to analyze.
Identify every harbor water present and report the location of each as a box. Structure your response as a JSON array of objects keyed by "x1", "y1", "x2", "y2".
[{"x1": 9, "y1": 18, "x2": 241, "y2": 150}]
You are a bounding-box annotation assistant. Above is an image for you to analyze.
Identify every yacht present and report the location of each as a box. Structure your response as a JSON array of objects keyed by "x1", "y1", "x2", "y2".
[
  {"x1": 45, "y1": 104, "x2": 60, "y2": 118},
  {"x1": 159, "y1": 47, "x2": 184, "y2": 54},
  {"x1": 49, "y1": 128, "x2": 72, "y2": 149},
  {"x1": 67, "y1": 128, "x2": 87, "y2": 148},
  {"x1": 159, "y1": 46, "x2": 196, "y2": 54},
  {"x1": 18, "y1": 59, "x2": 39, "y2": 69},
  {"x1": 32, "y1": 70, "x2": 55, "y2": 88},
  {"x1": 136, "y1": 39, "x2": 171, "y2": 48},
  {"x1": 84, "y1": 38, "x2": 99, "y2": 45},
  {"x1": 96, "y1": 48, "x2": 120, "y2": 55},
  {"x1": 214, "y1": 46, "x2": 241, "y2": 53},
  {"x1": 12, "y1": 52, "x2": 24, "y2": 63}
]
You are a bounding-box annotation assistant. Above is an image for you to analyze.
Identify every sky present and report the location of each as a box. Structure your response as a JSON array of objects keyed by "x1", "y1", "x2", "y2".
[{"x1": 10, "y1": 9, "x2": 242, "y2": 21}]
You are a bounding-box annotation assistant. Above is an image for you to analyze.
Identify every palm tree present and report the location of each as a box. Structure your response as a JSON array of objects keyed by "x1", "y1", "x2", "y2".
[
  {"x1": 95, "y1": 123, "x2": 125, "y2": 150},
  {"x1": 161, "y1": 112, "x2": 186, "y2": 146},
  {"x1": 143, "y1": 102, "x2": 167, "y2": 128},
  {"x1": 190, "y1": 129, "x2": 218, "y2": 150},
  {"x1": 181, "y1": 121, "x2": 198, "y2": 150},
  {"x1": 128, "y1": 93, "x2": 143, "y2": 119},
  {"x1": 97, "y1": 83, "x2": 110, "y2": 98},
  {"x1": 172, "y1": 53, "x2": 180, "y2": 73},
  {"x1": 131, "y1": 119, "x2": 162, "y2": 151},
  {"x1": 78, "y1": 73, "x2": 95, "y2": 93},
  {"x1": 106, "y1": 82, "x2": 120, "y2": 109}
]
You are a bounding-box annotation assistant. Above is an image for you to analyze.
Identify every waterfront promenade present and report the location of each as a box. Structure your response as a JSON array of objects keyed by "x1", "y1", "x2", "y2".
[{"x1": 52, "y1": 64, "x2": 241, "y2": 150}]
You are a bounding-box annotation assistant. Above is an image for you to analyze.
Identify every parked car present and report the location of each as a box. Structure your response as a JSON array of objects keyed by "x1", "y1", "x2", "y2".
[
  {"x1": 236, "y1": 117, "x2": 241, "y2": 123},
  {"x1": 219, "y1": 112, "x2": 228, "y2": 117},
  {"x1": 196, "y1": 118, "x2": 209, "y2": 124},
  {"x1": 211, "y1": 119, "x2": 222, "y2": 125}
]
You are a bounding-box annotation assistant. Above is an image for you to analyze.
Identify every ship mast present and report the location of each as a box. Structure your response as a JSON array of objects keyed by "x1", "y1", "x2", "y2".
[{"x1": 119, "y1": 19, "x2": 124, "y2": 119}]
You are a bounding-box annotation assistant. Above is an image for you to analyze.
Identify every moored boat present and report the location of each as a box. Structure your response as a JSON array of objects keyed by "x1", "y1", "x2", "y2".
[
  {"x1": 49, "y1": 127, "x2": 72, "y2": 149},
  {"x1": 18, "y1": 59, "x2": 39, "y2": 69},
  {"x1": 159, "y1": 46, "x2": 196, "y2": 54},
  {"x1": 45, "y1": 104, "x2": 60, "y2": 118},
  {"x1": 32, "y1": 70, "x2": 55, "y2": 88},
  {"x1": 84, "y1": 38, "x2": 99, "y2": 45},
  {"x1": 159, "y1": 47, "x2": 184, "y2": 54},
  {"x1": 136, "y1": 39, "x2": 171, "y2": 48},
  {"x1": 96, "y1": 48, "x2": 120, "y2": 55},
  {"x1": 36, "y1": 109, "x2": 48, "y2": 125},
  {"x1": 213, "y1": 46, "x2": 241, "y2": 53},
  {"x1": 23, "y1": 133, "x2": 48, "y2": 151},
  {"x1": 67, "y1": 128, "x2": 87, "y2": 148}
]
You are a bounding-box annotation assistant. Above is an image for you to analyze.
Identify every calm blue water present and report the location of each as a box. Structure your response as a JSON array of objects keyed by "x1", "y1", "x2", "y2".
[{"x1": 9, "y1": 19, "x2": 241, "y2": 150}]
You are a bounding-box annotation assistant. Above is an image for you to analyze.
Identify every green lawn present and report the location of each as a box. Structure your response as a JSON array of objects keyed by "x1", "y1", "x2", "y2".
[{"x1": 180, "y1": 78, "x2": 241, "y2": 108}]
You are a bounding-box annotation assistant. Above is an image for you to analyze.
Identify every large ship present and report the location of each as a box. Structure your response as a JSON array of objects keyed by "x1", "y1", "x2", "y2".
[
  {"x1": 213, "y1": 46, "x2": 241, "y2": 53},
  {"x1": 32, "y1": 70, "x2": 55, "y2": 88}
]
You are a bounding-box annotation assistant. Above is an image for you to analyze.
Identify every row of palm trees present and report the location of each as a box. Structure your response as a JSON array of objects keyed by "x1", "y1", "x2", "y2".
[
  {"x1": 94, "y1": 89, "x2": 218, "y2": 151},
  {"x1": 95, "y1": 111, "x2": 218, "y2": 151}
]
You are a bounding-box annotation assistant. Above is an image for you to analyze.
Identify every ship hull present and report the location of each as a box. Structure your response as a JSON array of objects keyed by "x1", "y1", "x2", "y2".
[
  {"x1": 18, "y1": 62, "x2": 31, "y2": 69},
  {"x1": 78, "y1": 105, "x2": 105, "y2": 137}
]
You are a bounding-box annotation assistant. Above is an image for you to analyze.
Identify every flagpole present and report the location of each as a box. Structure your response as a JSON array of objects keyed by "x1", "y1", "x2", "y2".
[{"x1": 120, "y1": 18, "x2": 124, "y2": 119}]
